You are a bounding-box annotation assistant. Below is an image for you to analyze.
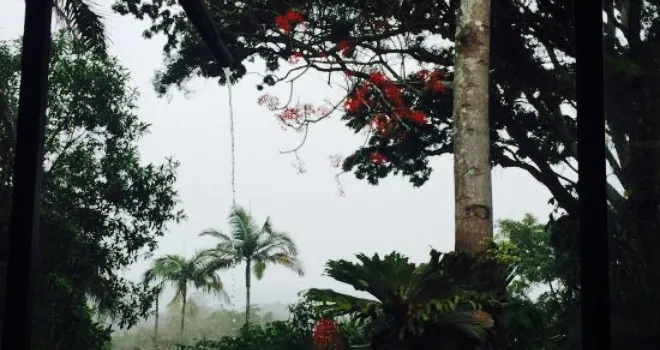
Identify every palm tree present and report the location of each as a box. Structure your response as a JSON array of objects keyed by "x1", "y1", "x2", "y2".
[
  {"x1": 199, "y1": 205, "x2": 305, "y2": 325},
  {"x1": 142, "y1": 282, "x2": 164, "y2": 346},
  {"x1": 143, "y1": 252, "x2": 228, "y2": 338}
]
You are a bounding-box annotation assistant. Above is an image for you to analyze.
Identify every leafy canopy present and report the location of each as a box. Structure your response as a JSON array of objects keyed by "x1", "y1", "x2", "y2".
[{"x1": 0, "y1": 31, "x2": 184, "y2": 348}]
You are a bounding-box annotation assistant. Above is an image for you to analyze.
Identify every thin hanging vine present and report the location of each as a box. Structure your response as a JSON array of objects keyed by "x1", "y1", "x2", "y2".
[
  {"x1": 224, "y1": 68, "x2": 238, "y2": 317},
  {"x1": 226, "y1": 69, "x2": 237, "y2": 207}
]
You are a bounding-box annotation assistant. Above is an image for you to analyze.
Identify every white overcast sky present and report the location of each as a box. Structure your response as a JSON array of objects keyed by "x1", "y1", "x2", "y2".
[{"x1": 0, "y1": 1, "x2": 553, "y2": 309}]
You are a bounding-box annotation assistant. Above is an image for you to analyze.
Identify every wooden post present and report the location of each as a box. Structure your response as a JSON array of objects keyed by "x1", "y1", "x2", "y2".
[{"x1": 1, "y1": 0, "x2": 53, "y2": 348}]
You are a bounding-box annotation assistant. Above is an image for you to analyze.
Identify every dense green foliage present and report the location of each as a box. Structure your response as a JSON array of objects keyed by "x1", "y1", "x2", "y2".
[
  {"x1": 0, "y1": 32, "x2": 184, "y2": 349},
  {"x1": 493, "y1": 215, "x2": 578, "y2": 350},
  {"x1": 198, "y1": 205, "x2": 304, "y2": 325}
]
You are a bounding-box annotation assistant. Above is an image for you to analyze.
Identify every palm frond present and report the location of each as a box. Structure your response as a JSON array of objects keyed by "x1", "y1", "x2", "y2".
[
  {"x1": 228, "y1": 205, "x2": 261, "y2": 241},
  {"x1": 199, "y1": 228, "x2": 233, "y2": 242},
  {"x1": 306, "y1": 288, "x2": 380, "y2": 318},
  {"x1": 54, "y1": 0, "x2": 108, "y2": 56},
  {"x1": 256, "y1": 252, "x2": 305, "y2": 276},
  {"x1": 253, "y1": 259, "x2": 266, "y2": 280},
  {"x1": 259, "y1": 228, "x2": 299, "y2": 256}
]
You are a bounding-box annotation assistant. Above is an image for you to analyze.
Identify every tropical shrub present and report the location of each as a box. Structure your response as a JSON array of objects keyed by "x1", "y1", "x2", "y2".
[
  {"x1": 305, "y1": 249, "x2": 514, "y2": 350},
  {"x1": 175, "y1": 295, "x2": 368, "y2": 350}
]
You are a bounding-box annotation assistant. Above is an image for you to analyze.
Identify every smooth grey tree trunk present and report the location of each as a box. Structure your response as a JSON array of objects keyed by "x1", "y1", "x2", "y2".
[
  {"x1": 153, "y1": 295, "x2": 159, "y2": 346},
  {"x1": 245, "y1": 259, "x2": 251, "y2": 325},
  {"x1": 452, "y1": 0, "x2": 494, "y2": 253},
  {"x1": 179, "y1": 290, "x2": 187, "y2": 338}
]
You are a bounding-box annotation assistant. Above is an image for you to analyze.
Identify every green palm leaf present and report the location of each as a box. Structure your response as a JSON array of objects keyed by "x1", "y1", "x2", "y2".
[
  {"x1": 54, "y1": 0, "x2": 108, "y2": 56},
  {"x1": 306, "y1": 288, "x2": 380, "y2": 318}
]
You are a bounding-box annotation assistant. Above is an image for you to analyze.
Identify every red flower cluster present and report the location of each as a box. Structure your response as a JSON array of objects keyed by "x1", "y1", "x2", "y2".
[
  {"x1": 312, "y1": 318, "x2": 343, "y2": 350},
  {"x1": 417, "y1": 69, "x2": 449, "y2": 93},
  {"x1": 275, "y1": 10, "x2": 305, "y2": 33},
  {"x1": 369, "y1": 152, "x2": 388, "y2": 165},
  {"x1": 344, "y1": 71, "x2": 430, "y2": 130}
]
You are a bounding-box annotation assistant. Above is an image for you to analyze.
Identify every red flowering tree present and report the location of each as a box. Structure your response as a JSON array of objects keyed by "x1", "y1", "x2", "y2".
[{"x1": 113, "y1": 0, "x2": 581, "y2": 213}]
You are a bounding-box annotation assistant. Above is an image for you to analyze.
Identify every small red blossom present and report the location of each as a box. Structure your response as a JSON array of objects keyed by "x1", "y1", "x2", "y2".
[
  {"x1": 257, "y1": 94, "x2": 280, "y2": 111},
  {"x1": 369, "y1": 152, "x2": 388, "y2": 165},
  {"x1": 278, "y1": 108, "x2": 300, "y2": 120},
  {"x1": 371, "y1": 116, "x2": 393, "y2": 136},
  {"x1": 337, "y1": 40, "x2": 353, "y2": 57},
  {"x1": 285, "y1": 10, "x2": 304, "y2": 24},
  {"x1": 354, "y1": 85, "x2": 370, "y2": 100},
  {"x1": 383, "y1": 84, "x2": 403, "y2": 105},
  {"x1": 392, "y1": 106, "x2": 411, "y2": 120},
  {"x1": 312, "y1": 319, "x2": 343, "y2": 350},
  {"x1": 408, "y1": 111, "x2": 429, "y2": 125},
  {"x1": 275, "y1": 10, "x2": 305, "y2": 33},
  {"x1": 344, "y1": 97, "x2": 361, "y2": 113},
  {"x1": 368, "y1": 72, "x2": 389, "y2": 85},
  {"x1": 417, "y1": 69, "x2": 431, "y2": 79},
  {"x1": 431, "y1": 80, "x2": 448, "y2": 93},
  {"x1": 289, "y1": 52, "x2": 304, "y2": 64},
  {"x1": 275, "y1": 16, "x2": 292, "y2": 32},
  {"x1": 300, "y1": 103, "x2": 316, "y2": 115}
]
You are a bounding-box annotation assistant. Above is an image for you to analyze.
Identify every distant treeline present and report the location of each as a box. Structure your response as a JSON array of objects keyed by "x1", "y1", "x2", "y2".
[{"x1": 111, "y1": 298, "x2": 289, "y2": 349}]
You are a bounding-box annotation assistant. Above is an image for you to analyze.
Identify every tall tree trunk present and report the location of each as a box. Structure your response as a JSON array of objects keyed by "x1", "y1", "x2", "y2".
[
  {"x1": 154, "y1": 295, "x2": 159, "y2": 346},
  {"x1": 245, "y1": 259, "x2": 251, "y2": 325},
  {"x1": 452, "y1": 0, "x2": 493, "y2": 253},
  {"x1": 179, "y1": 289, "x2": 187, "y2": 338}
]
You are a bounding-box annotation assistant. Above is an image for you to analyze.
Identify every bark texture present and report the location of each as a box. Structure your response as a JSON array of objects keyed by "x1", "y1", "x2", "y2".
[{"x1": 452, "y1": 0, "x2": 493, "y2": 253}]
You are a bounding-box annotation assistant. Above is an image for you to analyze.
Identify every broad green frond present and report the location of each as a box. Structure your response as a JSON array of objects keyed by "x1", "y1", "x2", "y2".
[
  {"x1": 324, "y1": 252, "x2": 416, "y2": 302},
  {"x1": 306, "y1": 288, "x2": 380, "y2": 318}
]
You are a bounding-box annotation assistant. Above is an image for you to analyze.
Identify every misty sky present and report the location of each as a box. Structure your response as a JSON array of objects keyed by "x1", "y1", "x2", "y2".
[{"x1": 0, "y1": 0, "x2": 554, "y2": 309}]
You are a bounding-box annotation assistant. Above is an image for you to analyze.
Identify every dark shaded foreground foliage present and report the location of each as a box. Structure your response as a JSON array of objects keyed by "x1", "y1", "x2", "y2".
[
  {"x1": 167, "y1": 215, "x2": 576, "y2": 350},
  {"x1": 0, "y1": 31, "x2": 184, "y2": 349}
]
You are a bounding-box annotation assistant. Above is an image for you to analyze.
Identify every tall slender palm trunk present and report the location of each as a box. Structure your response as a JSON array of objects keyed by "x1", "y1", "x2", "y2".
[
  {"x1": 245, "y1": 259, "x2": 251, "y2": 325},
  {"x1": 153, "y1": 296, "x2": 159, "y2": 346},
  {"x1": 452, "y1": 0, "x2": 493, "y2": 253},
  {"x1": 179, "y1": 291, "x2": 187, "y2": 338}
]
